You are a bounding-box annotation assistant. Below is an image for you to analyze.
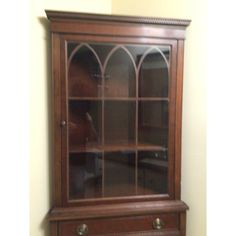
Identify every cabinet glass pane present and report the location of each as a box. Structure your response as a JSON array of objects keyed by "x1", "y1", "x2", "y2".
[
  {"x1": 69, "y1": 101, "x2": 102, "y2": 151},
  {"x1": 66, "y1": 42, "x2": 171, "y2": 202},
  {"x1": 69, "y1": 153, "x2": 102, "y2": 199},
  {"x1": 125, "y1": 45, "x2": 149, "y2": 66},
  {"x1": 89, "y1": 44, "x2": 114, "y2": 65},
  {"x1": 138, "y1": 101, "x2": 168, "y2": 148},
  {"x1": 68, "y1": 44, "x2": 102, "y2": 97},
  {"x1": 104, "y1": 48, "x2": 136, "y2": 97},
  {"x1": 139, "y1": 47, "x2": 169, "y2": 97},
  {"x1": 104, "y1": 151, "x2": 135, "y2": 197},
  {"x1": 138, "y1": 151, "x2": 168, "y2": 194},
  {"x1": 104, "y1": 101, "x2": 136, "y2": 147}
]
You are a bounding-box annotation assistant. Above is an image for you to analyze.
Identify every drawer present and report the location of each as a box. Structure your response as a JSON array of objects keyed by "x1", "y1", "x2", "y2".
[{"x1": 59, "y1": 213, "x2": 179, "y2": 236}]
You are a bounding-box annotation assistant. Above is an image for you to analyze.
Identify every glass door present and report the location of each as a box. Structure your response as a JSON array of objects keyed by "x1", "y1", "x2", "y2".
[
  {"x1": 137, "y1": 48, "x2": 169, "y2": 194},
  {"x1": 66, "y1": 41, "x2": 171, "y2": 202}
]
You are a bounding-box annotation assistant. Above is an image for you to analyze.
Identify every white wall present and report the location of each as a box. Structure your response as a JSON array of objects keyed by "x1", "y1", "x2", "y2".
[
  {"x1": 0, "y1": 0, "x2": 29, "y2": 235},
  {"x1": 29, "y1": 1, "x2": 111, "y2": 236},
  {"x1": 112, "y1": 1, "x2": 207, "y2": 236},
  {"x1": 207, "y1": 0, "x2": 236, "y2": 235}
]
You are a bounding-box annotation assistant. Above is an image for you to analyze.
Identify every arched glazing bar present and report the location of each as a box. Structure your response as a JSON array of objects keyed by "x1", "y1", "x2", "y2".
[
  {"x1": 67, "y1": 43, "x2": 104, "y2": 97},
  {"x1": 103, "y1": 45, "x2": 137, "y2": 98},
  {"x1": 68, "y1": 43, "x2": 103, "y2": 74},
  {"x1": 137, "y1": 46, "x2": 170, "y2": 74},
  {"x1": 103, "y1": 45, "x2": 138, "y2": 76},
  {"x1": 68, "y1": 43, "x2": 168, "y2": 77}
]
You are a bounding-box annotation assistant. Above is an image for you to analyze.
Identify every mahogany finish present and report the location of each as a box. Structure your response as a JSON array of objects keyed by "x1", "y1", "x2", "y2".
[
  {"x1": 50, "y1": 222, "x2": 58, "y2": 236},
  {"x1": 59, "y1": 214, "x2": 178, "y2": 236},
  {"x1": 48, "y1": 200, "x2": 188, "y2": 221},
  {"x1": 46, "y1": 10, "x2": 190, "y2": 236}
]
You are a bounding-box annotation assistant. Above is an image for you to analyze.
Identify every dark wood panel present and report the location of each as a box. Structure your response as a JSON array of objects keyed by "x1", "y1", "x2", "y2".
[
  {"x1": 51, "y1": 33, "x2": 62, "y2": 206},
  {"x1": 50, "y1": 221, "x2": 58, "y2": 236},
  {"x1": 175, "y1": 40, "x2": 185, "y2": 200},
  {"x1": 59, "y1": 213, "x2": 178, "y2": 236},
  {"x1": 62, "y1": 34, "x2": 178, "y2": 46},
  {"x1": 68, "y1": 97, "x2": 169, "y2": 101},
  {"x1": 60, "y1": 35, "x2": 69, "y2": 207},
  {"x1": 180, "y1": 212, "x2": 186, "y2": 236},
  {"x1": 45, "y1": 10, "x2": 190, "y2": 39},
  {"x1": 167, "y1": 40, "x2": 178, "y2": 200},
  {"x1": 50, "y1": 20, "x2": 187, "y2": 40},
  {"x1": 99, "y1": 231, "x2": 180, "y2": 236},
  {"x1": 66, "y1": 195, "x2": 170, "y2": 208},
  {"x1": 45, "y1": 10, "x2": 191, "y2": 27},
  {"x1": 48, "y1": 200, "x2": 188, "y2": 221}
]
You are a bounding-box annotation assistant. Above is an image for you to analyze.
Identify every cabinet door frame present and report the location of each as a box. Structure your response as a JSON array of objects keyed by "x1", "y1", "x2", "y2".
[{"x1": 56, "y1": 34, "x2": 179, "y2": 207}]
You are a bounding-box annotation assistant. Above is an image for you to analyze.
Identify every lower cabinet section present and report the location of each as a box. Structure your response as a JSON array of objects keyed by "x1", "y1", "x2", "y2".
[
  {"x1": 109, "y1": 231, "x2": 181, "y2": 236},
  {"x1": 59, "y1": 214, "x2": 178, "y2": 236},
  {"x1": 49, "y1": 200, "x2": 188, "y2": 236}
]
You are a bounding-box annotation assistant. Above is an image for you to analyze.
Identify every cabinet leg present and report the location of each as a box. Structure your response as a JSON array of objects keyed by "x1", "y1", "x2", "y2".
[
  {"x1": 50, "y1": 222, "x2": 58, "y2": 236},
  {"x1": 180, "y1": 212, "x2": 186, "y2": 236}
]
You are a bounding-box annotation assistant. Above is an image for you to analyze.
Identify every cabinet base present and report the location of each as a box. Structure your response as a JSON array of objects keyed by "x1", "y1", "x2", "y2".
[{"x1": 49, "y1": 200, "x2": 188, "y2": 236}]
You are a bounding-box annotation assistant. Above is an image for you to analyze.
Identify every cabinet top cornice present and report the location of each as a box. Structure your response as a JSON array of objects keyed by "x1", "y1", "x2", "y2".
[{"x1": 45, "y1": 10, "x2": 191, "y2": 27}]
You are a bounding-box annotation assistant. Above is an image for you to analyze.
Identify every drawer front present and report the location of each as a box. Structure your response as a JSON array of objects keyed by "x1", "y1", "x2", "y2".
[
  {"x1": 104, "y1": 231, "x2": 180, "y2": 236},
  {"x1": 59, "y1": 213, "x2": 179, "y2": 236}
]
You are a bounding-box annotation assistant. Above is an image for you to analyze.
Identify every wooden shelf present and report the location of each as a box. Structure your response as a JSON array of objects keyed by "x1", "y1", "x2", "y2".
[
  {"x1": 139, "y1": 158, "x2": 168, "y2": 168},
  {"x1": 69, "y1": 97, "x2": 136, "y2": 101},
  {"x1": 68, "y1": 96, "x2": 169, "y2": 101},
  {"x1": 69, "y1": 97, "x2": 102, "y2": 101},
  {"x1": 69, "y1": 144, "x2": 102, "y2": 153},
  {"x1": 69, "y1": 143, "x2": 167, "y2": 153},
  {"x1": 104, "y1": 97, "x2": 136, "y2": 101},
  {"x1": 137, "y1": 143, "x2": 167, "y2": 151},
  {"x1": 69, "y1": 183, "x2": 163, "y2": 200},
  {"x1": 138, "y1": 97, "x2": 169, "y2": 101}
]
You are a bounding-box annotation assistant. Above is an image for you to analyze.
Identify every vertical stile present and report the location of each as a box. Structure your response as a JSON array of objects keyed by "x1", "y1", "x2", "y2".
[
  {"x1": 135, "y1": 54, "x2": 139, "y2": 195},
  {"x1": 101, "y1": 51, "x2": 105, "y2": 197}
]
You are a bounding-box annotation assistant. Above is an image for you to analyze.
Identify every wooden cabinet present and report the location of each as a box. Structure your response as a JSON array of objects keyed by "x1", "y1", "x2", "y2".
[
  {"x1": 46, "y1": 10, "x2": 190, "y2": 236},
  {"x1": 59, "y1": 213, "x2": 179, "y2": 236}
]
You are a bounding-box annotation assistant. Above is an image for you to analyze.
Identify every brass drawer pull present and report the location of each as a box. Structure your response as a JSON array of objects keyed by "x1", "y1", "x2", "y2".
[
  {"x1": 153, "y1": 218, "x2": 164, "y2": 230},
  {"x1": 60, "y1": 120, "x2": 67, "y2": 127},
  {"x1": 76, "y1": 224, "x2": 88, "y2": 235}
]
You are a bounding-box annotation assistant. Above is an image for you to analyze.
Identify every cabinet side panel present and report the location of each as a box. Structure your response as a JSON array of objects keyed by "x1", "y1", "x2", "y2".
[
  {"x1": 180, "y1": 212, "x2": 186, "y2": 236},
  {"x1": 52, "y1": 33, "x2": 62, "y2": 206},
  {"x1": 175, "y1": 40, "x2": 185, "y2": 199},
  {"x1": 60, "y1": 38, "x2": 68, "y2": 206},
  {"x1": 50, "y1": 221, "x2": 58, "y2": 236},
  {"x1": 168, "y1": 41, "x2": 178, "y2": 199}
]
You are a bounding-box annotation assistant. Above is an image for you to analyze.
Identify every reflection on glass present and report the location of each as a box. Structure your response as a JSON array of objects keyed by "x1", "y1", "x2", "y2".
[
  {"x1": 90, "y1": 44, "x2": 114, "y2": 65},
  {"x1": 138, "y1": 151, "x2": 168, "y2": 195},
  {"x1": 68, "y1": 44, "x2": 102, "y2": 97},
  {"x1": 69, "y1": 153, "x2": 102, "y2": 199},
  {"x1": 125, "y1": 45, "x2": 149, "y2": 66},
  {"x1": 104, "y1": 101, "x2": 135, "y2": 146},
  {"x1": 67, "y1": 42, "x2": 78, "y2": 58},
  {"x1": 66, "y1": 42, "x2": 171, "y2": 201},
  {"x1": 69, "y1": 101, "x2": 102, "y2": 150},
  {"x1": 139, "y1": 48, "x2": 169, "y2": 97},
  {"x1": 139, "y1": 101, "x2": 168, "y2": 147},
  {"x1": 104, "y1": 151, "x2": 135, "y2": 197},
  {"x1": 104, "y1": 48, "x2": 136, "y2": 97}
]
